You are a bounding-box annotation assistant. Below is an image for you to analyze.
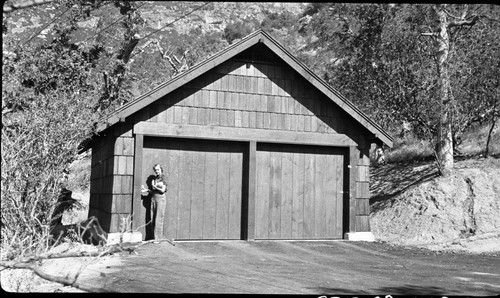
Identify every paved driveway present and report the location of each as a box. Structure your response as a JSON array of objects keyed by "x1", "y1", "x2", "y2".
[{"x1": 93, "y1": 240, "x2": 499, "y2": 295}]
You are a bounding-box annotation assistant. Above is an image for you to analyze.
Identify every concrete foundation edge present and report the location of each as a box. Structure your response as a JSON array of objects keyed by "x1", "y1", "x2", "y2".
[
  {"x1": 344, "y1": 232, "x2": 375, "y2": 242},
  {"x1": 107, "y1": 231, "x2": 143, "y2": 245}
]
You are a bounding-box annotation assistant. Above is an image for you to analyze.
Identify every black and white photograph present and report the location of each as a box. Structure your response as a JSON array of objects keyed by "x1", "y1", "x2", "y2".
[{"x1": 1, "y1": 1, "x2": 499, "y2": 295}]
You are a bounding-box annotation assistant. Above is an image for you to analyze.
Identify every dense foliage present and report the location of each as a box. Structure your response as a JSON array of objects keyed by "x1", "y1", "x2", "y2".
[{"x1": 299, "y1": 4, "x2": 499, "y2": 169}]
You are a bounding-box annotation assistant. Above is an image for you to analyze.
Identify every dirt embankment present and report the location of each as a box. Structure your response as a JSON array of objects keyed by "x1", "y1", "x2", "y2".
[{"x1": 370, "y1": 157, "x2": 500, "y2": 253}]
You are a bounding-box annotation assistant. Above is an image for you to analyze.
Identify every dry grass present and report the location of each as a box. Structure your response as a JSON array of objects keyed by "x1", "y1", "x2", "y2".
[
  {"x1": 379, "y1": 122, "x2": 500, "y2": 164},
  {"x1": 65, "y1": 151, "x2": 92, "y2": 192}
]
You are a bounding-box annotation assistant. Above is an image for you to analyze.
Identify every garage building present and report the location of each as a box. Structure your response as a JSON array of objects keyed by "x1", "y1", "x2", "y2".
[{"x1": 86, "y1": 30, "x2": 393, "y2": 241}]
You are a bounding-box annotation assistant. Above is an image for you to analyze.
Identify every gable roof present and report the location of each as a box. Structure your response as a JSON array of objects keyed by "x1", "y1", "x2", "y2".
[{"x1": 99, "y1": 29, "x2": 393, "y2": 147}]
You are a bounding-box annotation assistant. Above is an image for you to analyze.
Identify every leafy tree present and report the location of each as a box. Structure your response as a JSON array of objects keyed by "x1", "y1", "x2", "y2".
[
  {"x1": 306, "y1": 3, "x2": 499, "y2": 175},
  {"x1": 261, "y1": 9, "x2": 298, "y2": 31},
  {"x1": 1, "y1": 43, "x2": 101, "y2": 259},
  {"x1": 1, "y1": 0, "x2": 145, "y2": 259},
  {"x1": 223, "y1": 18, "x2": 258, "y2": 44}
]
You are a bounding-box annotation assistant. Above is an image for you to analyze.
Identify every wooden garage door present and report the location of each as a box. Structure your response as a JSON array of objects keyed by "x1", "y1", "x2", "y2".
[
  {"x1": 143, "y1": 137, "x2": 245, "y2": 240},
  {"x1": 255, "y1": 143, "x2": 345, "y2": 240}
]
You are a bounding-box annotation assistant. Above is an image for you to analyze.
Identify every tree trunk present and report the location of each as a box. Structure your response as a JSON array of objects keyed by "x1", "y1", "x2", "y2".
[
  {"x1": 485, "y1": 99, "x2": 497, "y2": 157},
  {"x1": 434, "y1": 4, "x2": 454, "y2": 176}
]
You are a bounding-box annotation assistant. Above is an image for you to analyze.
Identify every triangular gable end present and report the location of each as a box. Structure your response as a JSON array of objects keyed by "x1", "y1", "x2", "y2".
[{"x1": 100, "y1": 30, "x2": 393, "y2": 147}]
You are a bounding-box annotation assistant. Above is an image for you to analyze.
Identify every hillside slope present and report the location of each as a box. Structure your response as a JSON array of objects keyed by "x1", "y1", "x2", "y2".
[{"x1": 370, "y1": 157, "x2": 500, "y2": 253}]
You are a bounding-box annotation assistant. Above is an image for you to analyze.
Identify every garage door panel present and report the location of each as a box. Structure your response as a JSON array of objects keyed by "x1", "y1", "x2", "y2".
[
  {"x1": 143, "y1": 137, "x2": 244, "y2": 240},
  {"x1": 256, "y1": 143, "x2": 344, "y2": 240}
]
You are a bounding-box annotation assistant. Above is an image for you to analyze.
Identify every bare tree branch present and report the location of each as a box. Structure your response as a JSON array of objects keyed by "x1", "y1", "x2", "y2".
[
  {"x1": 448, "y1": 15, "x2": 479, "y2": 28},
  {"x1": 0, "y1": 241, "x2": 148, "y2": 292},
  {"x1": 1, "y1": 261, "x2": 113, "y2": 292}
]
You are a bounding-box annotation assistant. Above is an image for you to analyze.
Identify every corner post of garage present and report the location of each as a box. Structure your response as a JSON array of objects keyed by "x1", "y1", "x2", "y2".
[
  {"x1": 132, "y1": 133, "x2": 144, "y2": 234},
  {"x1": 245, "y1": 140, "x2": 257, "y2": 240},
  {"x1": 347, "y1": 146, "x2": 358, "y2": 236}
]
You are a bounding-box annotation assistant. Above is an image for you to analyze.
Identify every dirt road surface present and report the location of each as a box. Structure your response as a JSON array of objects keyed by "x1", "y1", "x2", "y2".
[{"x1": 79, "y1": 240, "x2": 500, "y2": 295}]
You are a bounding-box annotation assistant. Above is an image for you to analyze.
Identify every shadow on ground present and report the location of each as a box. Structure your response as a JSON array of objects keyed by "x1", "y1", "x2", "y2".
[
  {"x1": 376, "y1": 285, "x2": 455, "y2": 295},
  {"x1": 311, "y1": 284, "x2": 452, "y2": 295},
  {"x1": 369, "y1": 157, "x2": 439, "y2": 213},
  {"x1": 369, "y1": 154, "x2": 500, "y2": 213}
]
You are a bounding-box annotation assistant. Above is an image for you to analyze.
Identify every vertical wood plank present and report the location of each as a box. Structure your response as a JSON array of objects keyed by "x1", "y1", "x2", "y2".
[
  {"x1": 291, "y1": 149, "x2": 305, "y2": 239},
  {"x1": 264, "y1": 79, "x2": 272, "y2": 95},
  {"x1": 281, "y1": 114, "x2": 290, "y2": 132},
  {"x1": 241, "y1": 111, "x2": 249, "y2": 128},
  {"x1": 227, "y1": 110, "x2": 235, "y2": 127},
  {"x1": 180, "y1": 106, "x2": 189, "y2": 124},
  {"x1": 222, "y1": 73, "x2": 229, "y2": 92},
  {"x1": 303, "y1": 151, "x2": 315, "y2": 238},
  {"x1": 246, "y1": 93, "x2": 255, "y2": 112},
  {"x1": 173, "y1": 106, "x2": 182, "y2": 124},
  {"x1": 270, "y1": 113, "x2": 277, "y2": 130},
  {"x1": 132, "y1": 134, "x2": 144, "y2": 237},
  {"x1": 255, "y1": 146, "x2": 270, "y2": 239},
  {"x1": 228, "y1": 147, "x2": 242, "y2": 239},
  {"x1": 244, "y1": 76, "x2": 251, "y2": 94},
  {"x1": 269, "y1": 149, "x2": 282, "y2": 239},
  {"x1": 255, "y1": 112, "x2": 263, "y2": 129},
  {"x1": 263, "y1": 113, "x2": 271, "y2": 129},
  {"x1": 164, "y1": 139, "x2": 180, "y2": 240},
  {"x1": 211, "y1": 109, "x2": 220, "y2": 126},
  {"x1": 216, "y1": 91, "x2": 224, "y2": 109},
  {"x1": 325, "y1": 151, "x2": 336, "y2": 237},
  {"x1": 336, "y1": 154, "x2": 344, "y2": 238},
  {"x1": 165, "y1": 106, "x2": 174, "y2": 124},
  {"x1": 249, "y1": 111, "x2": 256, "y2": 129},
  {"x1": 304, "y1": 116, "x2": 311, "y2": 132},
  {"x1": 257, "y1": 77, "x2": 265, "y2": 94},
  {"x1": 281, "y1": 149, "x2": 293, "y2": 239},
  {"x1": 216, "y1": 142, "x2": 230, "y2": 239},
  {"x1": 219, "y1": 109, "x2": 227, "y2": 127},
  {"x1": 209, "y1": 90, "x2": 217, "y2": 108},
  {"x1": 189, "y1": 107, "x2": 197, "y2": 124},
  {"x1": 189, "y1": 146, "x2": 205, "y2": 239},
  {"x1": 314, "y1": 151, "x2": 326, "y2": 238},
  {"x1": 235, "y1": 110, "x2": 242, "y2": 127},
  {"x1": 267, "y1": 94, "x2": 275, "y2": 112},
  {"x1": 290, "y1": 114, "x2": 297, "y2": 131},
  {"x1": 177, "y1": 143, "x2": 192, "y2": 239},
  {"x1": 349, "y1": 146, "x2": 358, "y2": 233},
  {"x1": 223, "y1": 91, "x2": 231, "y2": 110},
  {"x1": 246, "y1": 141, "x2": 257, "y2": 240},
  {"x1": 203, "y1": 142, "x2": 218, "y2": 238}
]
